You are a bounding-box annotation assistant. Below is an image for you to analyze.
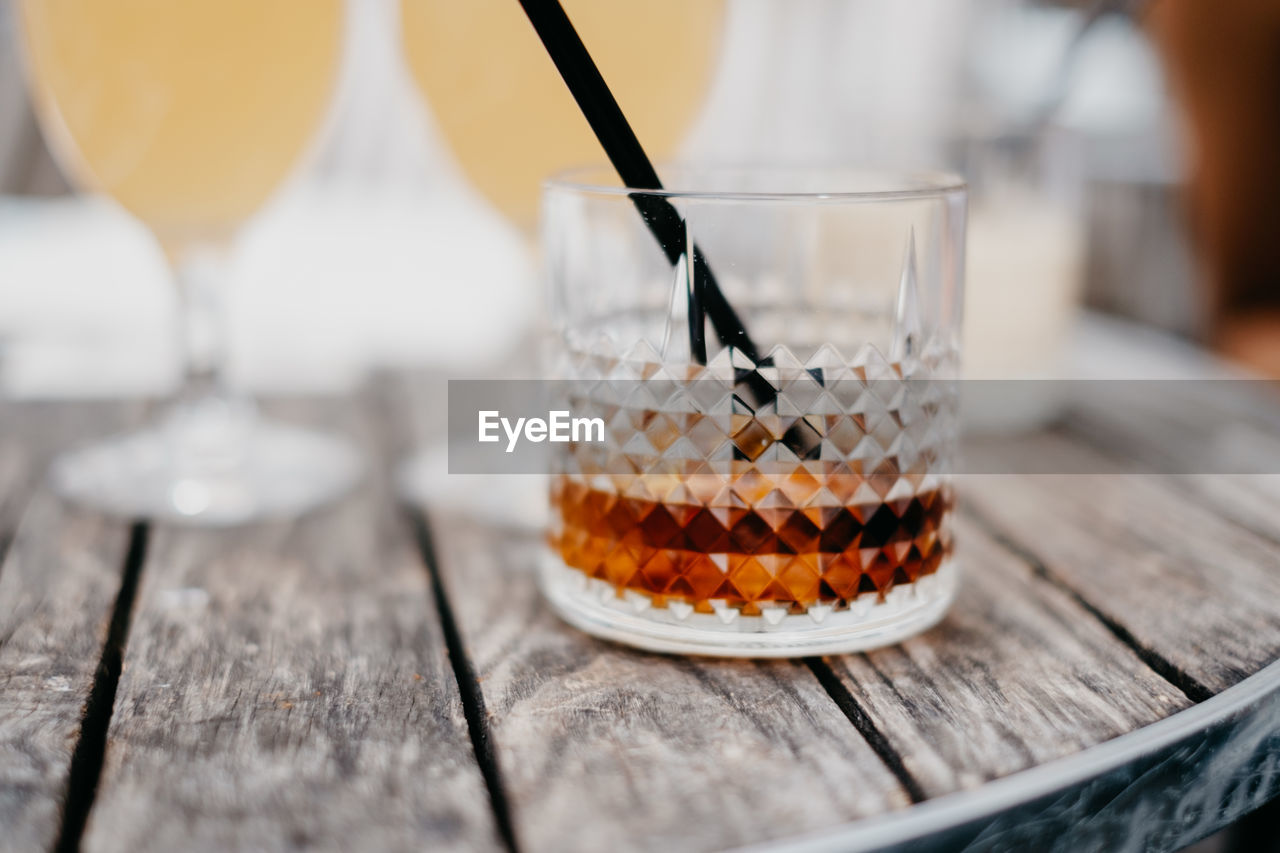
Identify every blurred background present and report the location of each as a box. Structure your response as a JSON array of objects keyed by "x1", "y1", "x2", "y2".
[
  {"x1": 3, "y1": 2, "x2": 1279, "y2": 842},
  {"x1": 0, "y1": 0, "x2": 1275, "y2": 400}
]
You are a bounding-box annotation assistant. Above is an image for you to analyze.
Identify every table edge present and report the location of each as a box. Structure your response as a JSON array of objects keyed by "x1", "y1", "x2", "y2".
[{"x1": 739, "y1": 657, "x2": 1280, "y2": 853}]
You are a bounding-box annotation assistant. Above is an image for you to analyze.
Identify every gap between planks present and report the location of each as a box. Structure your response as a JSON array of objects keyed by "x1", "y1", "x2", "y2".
[
  {"x1": 960, "y1": 429, "x2": 1280, "y2": 695},
  {"x1": 53, "y1": 522, "x2": 150, "y2": 853},
  {"x1": 0, "y1": 400, "x2": 153, "y2": 852},
  {"x1": 408, "y1": 496, "x2": 1215, "y2": 843},
  {"x1": 408, "y1": 509, "x2": 521, "y2": 853},
  {"x1": 802, "y1": 493, "x2": 1215, "y2": 808},
  {"x1": 81, "y1": 398, "x2": 500, "y2": 852},
  {"x1": 38, "y1": 489, "x2": 1218, "y2": 851},
  {"x1": 960, "y1": 502, "x2": 1214, "y2": 705},
  {"x1": 408, "y1": 503, "x2": 929, "y2": 849},
  {"x1": 803, "y1": 658, "x2": 929, "y2": 804},
  {"x1": 28, "y1": 377, "x2": 1231, "y2": 848}
]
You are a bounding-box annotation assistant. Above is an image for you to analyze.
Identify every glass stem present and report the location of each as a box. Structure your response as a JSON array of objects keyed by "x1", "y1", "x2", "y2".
[
  {"x1": 163, "y1": 240, "x2": 255, "y2": 470},
  {"x1": 160, "y1": 235, "x2": 259, "y2": 468},
  {"x1": 169, "y1": 242, "x2": 233, "y2": 408}
]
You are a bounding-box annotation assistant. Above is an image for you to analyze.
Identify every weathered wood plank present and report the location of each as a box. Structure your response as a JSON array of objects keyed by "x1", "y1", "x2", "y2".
[
  {"x1": 961, "y1": 431, "x2": 1280, "y2": 695},
  {"x1": 0, "y1": 491, "x2": 134, "y2": 853},
  {"x1": 822, "y1": 515, "x2": 1191, "y2": 800},
  {"x1": 0, "y1": 402, "x2": 140, "y2": 544},
  {"x1": 0, "y1": 401, "x2": 142, "y2": 853},
  {"x1": 1176, "y1": 474, "x2": 1280, "y2": 545},
  {"x1": 427, "y1": 510, "x2": 911, "y2": 853},
  {"x1": 388, "y1": 364, "x2": 1280, "y2": 848},
  {"x1": 83, "y1": 404, "x2": 499, "y2": 853},
  {"x1": 765, "y1": 663, "x2": 1280, "y2": 853},
  {"x1": 1056, "y1": 376, "x2": 1280, "y2": 544},
  {"x1": 0, "y1": 495, "x2": 133, "y2": 852},
  {"x1": 0, "y1": 419, "x2": 31, "y2": 542}
]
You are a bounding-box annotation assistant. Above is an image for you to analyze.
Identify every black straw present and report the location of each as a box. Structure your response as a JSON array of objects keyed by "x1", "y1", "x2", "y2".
[
  {"x1": 516, "y1": 0, "x2": 822, "y2": 459},
  {"x1": 515, "y1": 0, "x2": 759, "y2": 365}
]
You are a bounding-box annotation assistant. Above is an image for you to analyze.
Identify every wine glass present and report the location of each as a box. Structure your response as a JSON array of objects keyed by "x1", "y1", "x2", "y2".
[{"x1": 19, "y1": 0, "x2": 360, "y2": 525}]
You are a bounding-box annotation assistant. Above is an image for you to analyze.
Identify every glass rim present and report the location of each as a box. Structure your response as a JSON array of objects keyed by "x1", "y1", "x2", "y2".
[{"x1": 543, "y1": 164, "x2": 967, "y2": 203}]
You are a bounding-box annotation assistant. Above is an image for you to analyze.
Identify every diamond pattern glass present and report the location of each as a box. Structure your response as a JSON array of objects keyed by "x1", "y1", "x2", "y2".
[
  {"x1": 549, "y1": 338, "x2": 958, "y2": 619},
  {"x1": 540, "y1": 167, "x2": 966, "y2": 656}
]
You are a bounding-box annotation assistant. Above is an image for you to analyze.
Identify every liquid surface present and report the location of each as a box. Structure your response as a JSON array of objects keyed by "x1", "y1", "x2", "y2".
[
  {"x1": 400, "y1": 0, "x2": 722, "y2": 229},
  {"x1": 21, "y1": 0, "x2": 342, "y2": 240}
]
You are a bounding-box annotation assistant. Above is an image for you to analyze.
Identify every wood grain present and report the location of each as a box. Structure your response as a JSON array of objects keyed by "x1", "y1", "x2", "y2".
[
  {"x1": 0, "y1": 402, "x2": 141, "y2": 546},
  {"x1": 427, "y1": 510, "x2": 911, "y2": 853},
  {"x1": 823, "y1": 515, "x2": 1191, "y2": 799},
  {"x1": 0, "y1": 411, "x2": 32, "y2": 543},
  {"x1": 961, "y1": 431, "x2": 1280, "y2": 695},
  {"x1": 82, "y1": 405, "x2": 499, "y2": 853},
  {"x1": 1058, "y1": 376, "x2": 1280, "y2": 544},
  {"x1": 0, "y1": 402, "x2": 143, "y2": 852},
  {"x1": 0, "y1": 349, "x2": 1274, "y2": 852},
  {"x1": 0, "y1": 492, "x2": 133, "y2": 851},
  {"x1": 1176, "y1": 474, "x2": 1280, "y2": 546}
]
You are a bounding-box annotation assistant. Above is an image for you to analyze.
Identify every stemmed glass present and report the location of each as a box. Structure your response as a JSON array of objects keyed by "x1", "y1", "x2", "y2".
[{"x1": 18, "y1": 0, "x2": 360, "y2": 524}]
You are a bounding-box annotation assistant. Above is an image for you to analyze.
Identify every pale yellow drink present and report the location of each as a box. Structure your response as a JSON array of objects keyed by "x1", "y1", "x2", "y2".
[
  {"x1": 18, "y1": 0, "x2": 359, "y2": 525},
  {"x1": 400, "y1": 0, "x2": 722, "y2": 229},
  {"x1": 20, "y1": 0, "x2": 343, "y2": 243}
]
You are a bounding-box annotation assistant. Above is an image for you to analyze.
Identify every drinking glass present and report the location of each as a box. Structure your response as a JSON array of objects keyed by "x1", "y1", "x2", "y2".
[
  {"x1": 541, "y1": 167, "x2": 966, "y2": 656},
  {"x1": 19, "y1": 0, "x2": 360, "y2": 524},
  {"x1": 399, "y1": 0, "x2": 723, "y2": 231}
]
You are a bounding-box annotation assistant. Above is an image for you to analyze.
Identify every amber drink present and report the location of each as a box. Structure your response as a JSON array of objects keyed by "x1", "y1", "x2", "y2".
[{"x1": 541, "y1": 168, "x2": 966, "y2": 656}]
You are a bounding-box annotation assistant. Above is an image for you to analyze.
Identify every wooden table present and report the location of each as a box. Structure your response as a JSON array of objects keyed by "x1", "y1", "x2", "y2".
[{"x1": 3, "y1": 334, "x2": 1280, "y2": 852}]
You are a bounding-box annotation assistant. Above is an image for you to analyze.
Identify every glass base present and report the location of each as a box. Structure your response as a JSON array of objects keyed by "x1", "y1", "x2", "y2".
[
  {"x1": 540, "y1": 557, "x2": 959, "y2": 658},
  {"x1": 50, "y1": 405, "x2": 362, "y2": 526}
]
